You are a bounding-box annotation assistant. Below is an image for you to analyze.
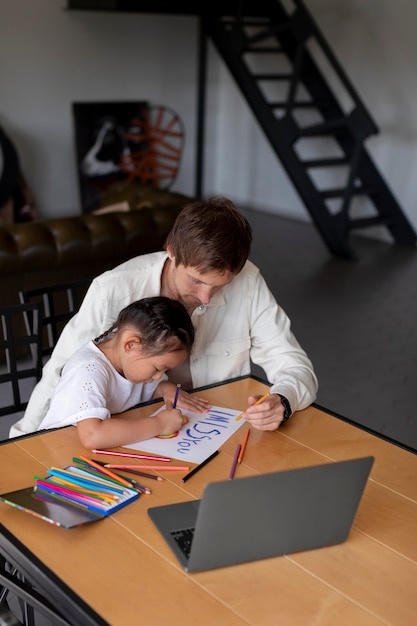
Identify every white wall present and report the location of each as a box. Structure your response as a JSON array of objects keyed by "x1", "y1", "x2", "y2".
[
  {"x1": 0, "y1": 0, "x2": 199, "y2": 217},
  {"x1": 1, "y1": 0, "x2": 416, "y2": 242}
]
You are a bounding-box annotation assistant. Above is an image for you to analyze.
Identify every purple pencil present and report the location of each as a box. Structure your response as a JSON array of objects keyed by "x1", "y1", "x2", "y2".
[
  {"x1": 228, "y1": 443, "x2": 241, "y2": 480},
  {"x1": 173, "y1": 383, "x2": 181, "y2": 409}
]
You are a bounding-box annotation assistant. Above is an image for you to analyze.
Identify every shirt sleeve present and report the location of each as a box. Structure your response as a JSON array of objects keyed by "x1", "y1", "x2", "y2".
[{"x1": 38, "y1": 353, "x2": 112, "y2": 430}]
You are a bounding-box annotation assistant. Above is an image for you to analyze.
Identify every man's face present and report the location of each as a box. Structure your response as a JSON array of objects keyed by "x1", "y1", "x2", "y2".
[{"x1": 168, "y1": 254, "x2": 235, "y2": 310}]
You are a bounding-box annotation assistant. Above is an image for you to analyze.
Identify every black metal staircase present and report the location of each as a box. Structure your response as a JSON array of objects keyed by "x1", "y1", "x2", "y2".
[{"x1": 203, "y1": 0, "x2": 417, "y2": 258}]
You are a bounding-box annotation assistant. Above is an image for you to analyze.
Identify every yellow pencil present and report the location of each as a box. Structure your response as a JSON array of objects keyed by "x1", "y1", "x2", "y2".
[
  {"x1": 237, "y1": 428, "x2": 250, "y2": 464},
  {"x1": 235, "y1": 393, "x2": 269, "y2": 421}
]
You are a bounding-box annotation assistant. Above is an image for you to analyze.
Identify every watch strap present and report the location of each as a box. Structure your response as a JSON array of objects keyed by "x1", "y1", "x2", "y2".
[{"x1": 278, "y1": 394, "x2": 292, "y2": 423}]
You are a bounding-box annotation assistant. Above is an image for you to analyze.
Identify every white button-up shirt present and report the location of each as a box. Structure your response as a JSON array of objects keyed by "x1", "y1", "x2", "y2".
[{"x1": 10, "y1": 252, "x2": 317, "y2": 437}]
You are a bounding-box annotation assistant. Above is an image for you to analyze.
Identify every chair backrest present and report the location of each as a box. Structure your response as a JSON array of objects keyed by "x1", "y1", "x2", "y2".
[
  {"x1": 0, "y1": 302, "x2": 43, "y2": 417},
  {"x1": 19, "y1": 278, "x2": 91, "y2": 358}
]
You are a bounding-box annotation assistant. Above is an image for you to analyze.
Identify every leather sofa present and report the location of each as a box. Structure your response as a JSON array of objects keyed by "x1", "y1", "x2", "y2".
[{"x1": 0, "y1": 187, "x2": 191, "y2": 307}]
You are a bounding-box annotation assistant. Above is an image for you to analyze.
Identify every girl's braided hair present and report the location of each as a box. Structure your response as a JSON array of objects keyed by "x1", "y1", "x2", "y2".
[{"x1": 94, "y1": 296, "x2": 194, "y2": 356}]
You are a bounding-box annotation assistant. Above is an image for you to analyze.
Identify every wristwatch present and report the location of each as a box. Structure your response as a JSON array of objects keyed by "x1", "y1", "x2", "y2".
[{"x1": 278, "y1": 394, "x2": 292, "y2": 423}]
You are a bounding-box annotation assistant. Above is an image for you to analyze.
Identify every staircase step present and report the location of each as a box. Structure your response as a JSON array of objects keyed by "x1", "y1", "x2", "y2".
[
  {"x1": 243, "y1": 45, "x2": 284, "y2": 53},
  {"x1": 270, "y1": 100, "x2": 319, "y2": 109},
  {"x1": 302, "y1": 156, "x2": 350, "y2": 168},
  {"x1": 298, "y1": 117, "x2": 348, "y2": 136},
  {"x1": 348, "y1": 216, "x2": 394, "y2": 230},
  {"x1": 319, "y1": 185, "x2": 371, "y2": 199},
  {"x1": 254, "y1": 72, "x2": 293, "y2": 81}
]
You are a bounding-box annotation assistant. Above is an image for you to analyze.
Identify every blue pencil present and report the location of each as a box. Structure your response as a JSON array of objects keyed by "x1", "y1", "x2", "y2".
[{"x1": 48, "y1": 469, "x2": 125, "y2": 495}]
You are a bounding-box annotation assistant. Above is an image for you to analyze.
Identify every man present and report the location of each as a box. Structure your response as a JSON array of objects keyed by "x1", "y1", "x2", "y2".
[{"x1": 10, "y1": 196, "x2": 318, "y2": 437}]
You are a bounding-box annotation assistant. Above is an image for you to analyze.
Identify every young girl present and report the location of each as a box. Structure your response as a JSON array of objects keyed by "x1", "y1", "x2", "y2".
[{"x1": 37, "y1": 296, "x2": 208, "y2": 450}]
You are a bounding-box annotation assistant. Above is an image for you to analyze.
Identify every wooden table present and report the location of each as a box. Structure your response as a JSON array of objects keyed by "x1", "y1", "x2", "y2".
[{"x1": 1, "y1": 376, "x2": 417, "y2": 625}]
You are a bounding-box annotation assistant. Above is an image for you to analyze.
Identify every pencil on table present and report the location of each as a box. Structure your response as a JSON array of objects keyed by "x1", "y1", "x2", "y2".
[
  {"x1": 228, "y1": 444, "x2": 241, "y2": 480},
  {"x1": 181, "y1": 450, "x2": 219, "y2": 484},
  {"x1": 92, "y1": 449, "x2": 171, "y2": 462},
  {"x1": 79, "y1": 455, "x2": 133, "y2": 488},
  {"x1": 237, "y1": 428, "x2": 250, "y2": 464},
  {"x1": 89, "y1": 460, "x2": 164, "y2": 482},
  {"x1": 104, "y1": 464, "x2": 189, "y2": 471}
]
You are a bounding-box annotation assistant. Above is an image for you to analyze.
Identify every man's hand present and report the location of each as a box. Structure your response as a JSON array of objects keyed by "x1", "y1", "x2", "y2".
[{"x1": 242, "y1": 393, "x2": 287, "y2": 431}]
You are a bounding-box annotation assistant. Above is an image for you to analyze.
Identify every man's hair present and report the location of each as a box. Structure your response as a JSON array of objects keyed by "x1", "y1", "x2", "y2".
[{"x1": 164, "y1": 196, "x2": 252, "y2": 274}]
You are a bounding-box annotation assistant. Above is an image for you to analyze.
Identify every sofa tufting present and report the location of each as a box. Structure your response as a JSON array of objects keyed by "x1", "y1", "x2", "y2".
[{"x1": 0, "y1": 188, "x2": 191, "y2": 307}]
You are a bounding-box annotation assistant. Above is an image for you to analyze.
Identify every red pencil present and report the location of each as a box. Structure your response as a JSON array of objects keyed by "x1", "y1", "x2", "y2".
[
  {"x1": 91, "y1": 449, "x2": 171, "y2": 462},
  {"x1": 105, "y1": 464, "x2": 189, "y2": 471}
]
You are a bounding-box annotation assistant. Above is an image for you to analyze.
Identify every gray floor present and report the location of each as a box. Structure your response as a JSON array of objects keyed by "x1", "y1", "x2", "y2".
[{"x1": 242, "y1": 206, "x2": 417, "y2": 452}]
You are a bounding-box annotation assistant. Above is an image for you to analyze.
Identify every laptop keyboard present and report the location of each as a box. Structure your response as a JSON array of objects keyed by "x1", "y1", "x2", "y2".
[{"x1": 170, "y1": 528, "x2": 195, "y2": 559}]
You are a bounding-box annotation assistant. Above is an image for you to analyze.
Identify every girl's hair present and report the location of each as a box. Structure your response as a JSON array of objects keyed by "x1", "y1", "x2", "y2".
[
  {"x1": 164, "y1": 196, "x2": 252, "y2": 275},
  {"x1": 94, "y1": 296, "x2": 194, "y2": 356}
]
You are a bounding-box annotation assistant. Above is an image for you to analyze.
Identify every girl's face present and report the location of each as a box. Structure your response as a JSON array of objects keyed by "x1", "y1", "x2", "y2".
[{"x1": 121, "y1": 346, "x2": 188, "y2": 384}]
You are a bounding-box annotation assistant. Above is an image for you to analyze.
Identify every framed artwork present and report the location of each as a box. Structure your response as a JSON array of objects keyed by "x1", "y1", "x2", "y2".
[{"x1": 72, "y1": 101, "x2": 185, "y2": 213}]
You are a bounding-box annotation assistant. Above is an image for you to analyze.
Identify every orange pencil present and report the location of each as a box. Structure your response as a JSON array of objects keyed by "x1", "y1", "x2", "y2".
[
  {"x1": 237, "y1": 428, "x2": 250, "y2": 464},
  {"x1": 79, "y1": 455, "x2": 133, "y2": 488},
  {"x1": 235, "y1": 393, "x2": 269, "y2": 421}
]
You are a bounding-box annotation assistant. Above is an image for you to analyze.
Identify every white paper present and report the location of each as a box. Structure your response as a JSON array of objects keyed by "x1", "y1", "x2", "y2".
[{"x1": 127, "y1": 405, "x2": 244, "y2": 464}]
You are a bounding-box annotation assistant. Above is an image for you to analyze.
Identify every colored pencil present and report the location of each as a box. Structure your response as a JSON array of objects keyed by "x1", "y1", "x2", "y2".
[
  {"x1": 173, "y1": 383, "x2": 181, "y2": 409},
  {"x1": 35, "y1": 484, "x2": 106, "y2": 510},
  {"x1": 124, "y1": 479, "x2": 151, "y2": 495},
  {"x1": 237, "y1": 428, "x2": 250, "y2": 464},
  {"x1": 86, "y1": 459, "x2": 164, "y2": 482},
  {"x1": 79, "y1": 455, "x2": 133, "y2": 488},
  {"x1": 34, "y1": 479, "x2": 113, "y2": 504},
  {"x1": 91, "y1": 449, "x2": 171, "y2": 462},
  {"x1": 181, "y1": 450, "x2": 219, "y2": 484},
  {"x1": 72, "y1": 460, "x2": 135, "y2": 488},
  {"x1": 235, "y1": 393, "x2": 270, "y2": 421},
  {"x1": 94, "y1": 469, "x2": 152, "y2": 494},
  {"x1": 228, "y1": 444, "x2": 241, "y2": 480},
  {"x1": 35, "y1": 486, "x2": 95, "y2": 512},
  {"x1": 45, "y1": 475, "x2": 120, "y2": 500},
  {"x1": 104, "y1": 464, "x2": 189, "y2": 471},
  {"x1": 49, "y1": 467, "x2": 125, "y2": 494}
]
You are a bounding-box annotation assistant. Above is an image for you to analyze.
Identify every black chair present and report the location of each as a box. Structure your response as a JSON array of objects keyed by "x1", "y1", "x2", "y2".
[
  {"x1": 0, "y1": 302, "x2": 43, "y2": 419},
  {"x1": 19, "y1": 278, "x2": 91, "y2": 359},
  {"x1": 0, "y1": 302, "x2": 81, "y2": 625}
]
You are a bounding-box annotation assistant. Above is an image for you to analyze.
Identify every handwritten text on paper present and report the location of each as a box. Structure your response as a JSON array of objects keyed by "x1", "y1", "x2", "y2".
[{"x1": 126, "y1": 405, "x2": 244, "y2": 464}]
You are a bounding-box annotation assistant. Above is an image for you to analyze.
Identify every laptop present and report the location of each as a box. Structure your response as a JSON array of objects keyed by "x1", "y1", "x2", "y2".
[{"x1": 148, "y1": 456, "x2": 374, "y2": 572}]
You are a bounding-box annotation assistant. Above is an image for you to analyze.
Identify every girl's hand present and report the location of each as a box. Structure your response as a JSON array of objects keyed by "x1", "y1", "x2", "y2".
[
  {"x1": 174, "y1": 389, "x2": 210, "y2": 413},
  {"x1": 155, "y1": 408, "x2": 184, "y2": 436},
  {"x1": 158, "y1": 383, "x2": 210, "y2": 414}
]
